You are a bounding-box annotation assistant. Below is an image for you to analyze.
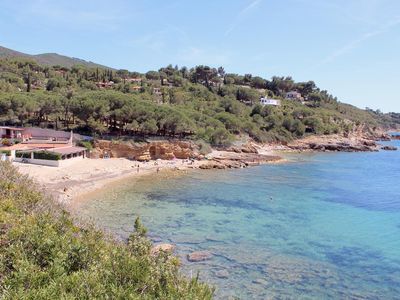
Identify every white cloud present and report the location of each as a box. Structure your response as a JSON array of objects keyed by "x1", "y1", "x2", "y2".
[
  {"x1": 179, "y1": 47, "x2": 230, "y2": 66},
  {"x1": 130, "y1": 26, "x2": 190, "y2": 53},
  {"x1": 316, "y1": 17, "x2": 400, "y2": 67},
  {"x1": 225, "y1": 0, "x2": 262, "y2": 36},
  {"x1": 11, "y1": 0, "x2": 126, "y2": 30}
]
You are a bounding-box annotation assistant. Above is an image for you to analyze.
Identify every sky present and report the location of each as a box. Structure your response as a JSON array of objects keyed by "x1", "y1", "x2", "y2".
[{"x1": 0, "y1": 0, "x2": 400, "y2": 112}]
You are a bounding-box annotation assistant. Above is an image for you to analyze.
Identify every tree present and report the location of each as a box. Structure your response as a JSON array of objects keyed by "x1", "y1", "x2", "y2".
[
  {"x1": 116, "y1": 69, "x2": 129, "y2": 83},
  {"x1": 140, "y1": 119, "x2": 158, "y2": 135},
  {"x1": 250, "y1": 76, "x2": 266, "y2": 89},
  {"x1": 210, "y1": 128, "x2": 232, "y2": 146},
  {"x1": 308, "y1": 92, "x2": 323, "y2": 107}
]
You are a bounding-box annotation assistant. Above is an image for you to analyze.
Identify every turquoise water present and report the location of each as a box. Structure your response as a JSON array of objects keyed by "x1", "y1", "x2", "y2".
[{"x1": 73, "y1": 140, "x2": 400, "y2": 299}]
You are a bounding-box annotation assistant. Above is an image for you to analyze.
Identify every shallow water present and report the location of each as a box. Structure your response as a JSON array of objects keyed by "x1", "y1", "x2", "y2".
[{"x1": 74, "y1": 139, "x2": 400, "y2": 299}]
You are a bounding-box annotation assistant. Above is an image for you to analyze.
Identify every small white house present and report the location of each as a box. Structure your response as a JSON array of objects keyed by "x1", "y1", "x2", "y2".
[{"x1": 260, "y1": 97, "x2": 281, "y2": 106}]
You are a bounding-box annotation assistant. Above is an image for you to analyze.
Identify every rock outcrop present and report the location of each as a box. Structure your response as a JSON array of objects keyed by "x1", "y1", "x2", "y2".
[
  {"x1": 381, "y1": 145, "x2": 397, "y2": 151},
  {"x1": 199, "y1": 151, "x2": 282, "y2": 170},
  {"x1": 287, "y1": 134, "x2": 379, "y2": 152},
  {"x1": 91, "y1": 140, "x2": 199, "y2": 161}
]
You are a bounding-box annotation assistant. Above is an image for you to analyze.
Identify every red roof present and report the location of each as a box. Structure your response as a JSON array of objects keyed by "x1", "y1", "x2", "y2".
[{"x1": 0, "y1": 126, "x2": 25, "y2": 131}]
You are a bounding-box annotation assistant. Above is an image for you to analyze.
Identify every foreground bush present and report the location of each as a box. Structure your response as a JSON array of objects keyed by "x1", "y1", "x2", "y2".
[{"x1": 0, "y1": 162, "x2": 213, "y2": 299}]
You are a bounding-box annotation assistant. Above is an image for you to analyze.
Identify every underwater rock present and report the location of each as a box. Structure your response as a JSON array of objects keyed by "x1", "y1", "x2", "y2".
[
  {"x1": 150, "y1": 243, "x2": 175, "y2": 255},
  {"x1": 215, "y1": 269, "x2": 230, "y2": 279},
  {"x1": 187, "y1": 251, "x2": 213, "y2": 262}
]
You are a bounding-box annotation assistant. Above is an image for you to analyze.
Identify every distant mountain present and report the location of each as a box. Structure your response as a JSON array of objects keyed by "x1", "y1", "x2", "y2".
[{"x1": 0, "y1": 45, "x2": 112, "y2": 69}]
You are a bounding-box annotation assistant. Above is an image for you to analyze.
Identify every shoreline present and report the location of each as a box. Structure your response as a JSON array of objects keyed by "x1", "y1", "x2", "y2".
[
  {"x1": 15, "y1": 157, "x2": 208, "y2": 205},
  {"x1": 14, "y1": 131, "x2": 397, "y2": 207},
  {"x1": 15, "y1": 151, "x2": 285, "y2": 207}
]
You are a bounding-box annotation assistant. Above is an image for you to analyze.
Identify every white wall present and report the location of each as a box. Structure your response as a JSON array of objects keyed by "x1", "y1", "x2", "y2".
[
  {"x1": 14, "y1": 155, "x2": 85, "y2": 167},
  {"x1": 23, "y1": 128, "x2": 71, "y2": 139},
  {"x1": 14, "y1": 157, "x2": 60, "y2": 167}
]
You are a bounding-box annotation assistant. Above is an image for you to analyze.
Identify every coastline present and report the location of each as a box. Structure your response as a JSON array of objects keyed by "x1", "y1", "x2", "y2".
[
  {"x1": 15, "y1": 157, "x2": 207, "y2": 205},
  {"x1": 14, "y1": 131, "x2": 396, "y2": 207},
  {"x1": 15, "y1": 150, "x2": 285, "y2": 207}
]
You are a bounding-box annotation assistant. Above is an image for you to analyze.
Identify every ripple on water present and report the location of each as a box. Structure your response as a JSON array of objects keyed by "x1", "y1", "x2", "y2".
[{"x1": 75, "y1": 147, "x2": 400, "y2": 299}]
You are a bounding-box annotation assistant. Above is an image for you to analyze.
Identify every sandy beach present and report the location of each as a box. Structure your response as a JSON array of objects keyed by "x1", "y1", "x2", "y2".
[
  {"x1": 14, "y1": 145, "x2": 283, "y2": 206},
  {"x1": 15, "y1": 157, "x2": 207, "y2": 204}
]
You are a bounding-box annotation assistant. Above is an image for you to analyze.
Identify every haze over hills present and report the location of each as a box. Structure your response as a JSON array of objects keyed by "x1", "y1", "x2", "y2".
[{"x1": 0, "y1": 45, "x2": 111, "y2": 69}]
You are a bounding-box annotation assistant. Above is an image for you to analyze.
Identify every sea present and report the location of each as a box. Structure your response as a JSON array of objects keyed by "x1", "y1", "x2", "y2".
[{"x1": 72, "y1": 137, "x2": 400, "y2": 299}]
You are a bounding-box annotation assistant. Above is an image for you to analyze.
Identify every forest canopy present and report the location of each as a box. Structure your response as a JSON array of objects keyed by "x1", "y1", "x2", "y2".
[{"x1": 0, "y1": 58, "x2": 398, "y2": 146}]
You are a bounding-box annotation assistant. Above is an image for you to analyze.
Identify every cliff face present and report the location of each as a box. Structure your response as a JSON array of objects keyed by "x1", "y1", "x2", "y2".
[{"x1": 91, "y1": 140, "x2": 200, "y2": 161}]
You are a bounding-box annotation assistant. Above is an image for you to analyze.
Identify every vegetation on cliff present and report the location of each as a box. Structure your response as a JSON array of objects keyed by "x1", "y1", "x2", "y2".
[
  {"x1": 0, "y1": 162, "x2": 213, "y2": 299},
  {"x1": 0, "y1": 57, "x2": 399, "y2": 146}
]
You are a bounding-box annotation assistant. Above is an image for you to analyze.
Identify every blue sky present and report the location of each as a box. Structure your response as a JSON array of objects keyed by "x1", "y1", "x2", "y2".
[{"x1": 1, "y1": 0, "x2": 400, "y2": 112}]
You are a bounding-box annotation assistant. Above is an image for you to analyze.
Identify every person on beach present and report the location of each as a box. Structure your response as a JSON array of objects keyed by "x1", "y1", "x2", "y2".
[
  {"x1": 137, "y1": 165, "x2": 139, "y2": 173},
  {"x1": 157, "y1": 167, "x2": 160, "y2": 173}
]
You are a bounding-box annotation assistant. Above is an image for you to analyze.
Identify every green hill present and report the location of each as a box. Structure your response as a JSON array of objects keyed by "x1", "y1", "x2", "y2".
[
  {"x1": 0, "y1": 45, "x2": 111, "y2": 69},
  {"x1": 0, "y1": 57, "x2": 398, "y2": 146}
]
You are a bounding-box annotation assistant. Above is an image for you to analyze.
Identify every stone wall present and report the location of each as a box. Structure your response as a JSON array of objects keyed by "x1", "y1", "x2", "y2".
[{"x1": 91, "y1": 140, "x2": 200, "y2": 161}]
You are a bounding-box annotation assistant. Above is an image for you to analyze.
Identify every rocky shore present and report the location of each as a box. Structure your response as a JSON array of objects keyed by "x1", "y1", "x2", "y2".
[
  {"x1": 91, "y1": 139, "x2": 283, "y2": 170},
  {"x1": 88, "y1": 130, "x2": 398, "y2": 171},
  {"x1": 286, "y1": 134, "x2": 379, "y2": 152},
  {"x1": 284, "y1": 131, "x2": 395, "y2": 153},
  {"x1": 199, "y1": 151, "x2": 282, "y2": 169}
]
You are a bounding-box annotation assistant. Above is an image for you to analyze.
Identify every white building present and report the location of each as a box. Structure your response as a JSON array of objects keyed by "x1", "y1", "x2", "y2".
[{"x1": 260, "y1": 97, "x2": 281, "y2": 106}]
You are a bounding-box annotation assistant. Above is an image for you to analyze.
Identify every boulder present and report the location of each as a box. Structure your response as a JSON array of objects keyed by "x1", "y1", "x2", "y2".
[
  {"x1": 376, "y1": 134, "x2": 391, "y2": 141},
  {"x1": 187, "y1": 251, "x2": 213, "y2": 262},
  {"x1": 381, "y1": 145, "x2": 397, "y2": 151}
]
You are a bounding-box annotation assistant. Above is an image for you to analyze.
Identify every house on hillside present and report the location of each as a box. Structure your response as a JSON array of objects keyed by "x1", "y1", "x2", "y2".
[
  {"x1": 96, "y1": 81, "x2": 114, "y2": 89},
  {"x1": 0, "y1": 127, "x2": 26, "y2": 140},
  {"x1": 260, "y1": 97, "x2": 281, "y2": 106},
  {"x1": 0, "y1": 128, "x2": 89, "y2": 166},
  {"x1": 131, "y1": 86, "x2": 141, "y2": 92},
  {"x1": 126, "y1": 77, "x2": 142, "y2": 83},
  {"x1": 285, "y1": 91, "x2": 303, "y2": 101}
]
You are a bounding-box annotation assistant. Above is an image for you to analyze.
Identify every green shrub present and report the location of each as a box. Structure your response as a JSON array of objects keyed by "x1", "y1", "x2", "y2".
[
  {"x1": 1, "y1": 138, "x2": 11, "y2": 146},
  {"x1": 16, "y1": 151, "x2": 31, "y2": 158},
  {"x1": 0, "y1": 150, "x2": 11, "y2": 156},
  {"x1": 33, "y1": 151, "x2": 62, "y2": 161},
  {"x1": 196, "y1": 140, "x2": 212, "y2": 155},
  {"x1": 77, "y1": 140, "x2": 93, "y2": 150},
  {"x1": 0, "y1": 162, "x2": 214, "y2": 299},
  {"x1": 210, "y1": 128, "x2": 233, "y2": 146}
]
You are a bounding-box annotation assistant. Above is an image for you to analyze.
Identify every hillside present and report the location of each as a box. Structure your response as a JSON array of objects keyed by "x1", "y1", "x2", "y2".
[
  {"x1": 0, "y1": 45, "x2": 111, "y2": 69},
  {"x1": 0, "y1": 162, "x2": 213, "y2": 299},
  {"x1": 0, "y1": 56, "x2": 399, "y2": 147}
]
